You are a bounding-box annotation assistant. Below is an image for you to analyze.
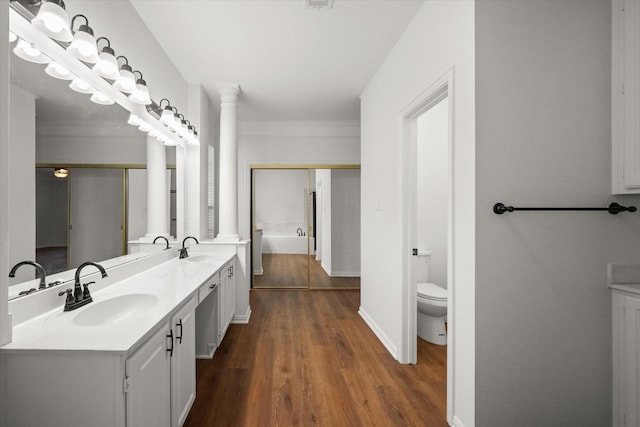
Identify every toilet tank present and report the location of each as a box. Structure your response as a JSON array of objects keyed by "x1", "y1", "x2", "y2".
[{"x1": 414, "y1": 251, "x2": 431, "y2": 283}]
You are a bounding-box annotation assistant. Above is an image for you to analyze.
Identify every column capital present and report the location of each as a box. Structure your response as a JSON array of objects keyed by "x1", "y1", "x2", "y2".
[{"x1": 217, "y1": 84, "x2": 241, "y2": 103}]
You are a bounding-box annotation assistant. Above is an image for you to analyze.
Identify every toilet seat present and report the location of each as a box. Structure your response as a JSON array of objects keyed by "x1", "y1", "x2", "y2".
[{"x1": 417, "y1": 282, "x2": 447, "y2": 302}]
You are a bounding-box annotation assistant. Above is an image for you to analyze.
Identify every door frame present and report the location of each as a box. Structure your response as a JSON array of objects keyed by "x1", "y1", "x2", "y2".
[
  {"x1": 400, "y1": 68, "x2": 454, "y2": 423},
  {"x1": 249, "y1": 164, "x2": 360, "y2": 289}
]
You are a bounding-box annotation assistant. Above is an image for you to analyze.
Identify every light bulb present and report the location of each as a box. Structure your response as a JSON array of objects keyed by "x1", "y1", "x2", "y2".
[
  {"x1": 148, "y1": 128, "x2": 160, "y2": 138},
  {"x1": 90, "y1": 90, "x2": 114, "y2": 105},
  {"x1": 31, "y1": 1, "x2": 73, "y2": 42},
  {"x1": 9, "y1": 31, "x2": 17, "y2": 43},
  {"x1": 13, "y1": 39, "x2": 50, "y2": 64},
  {"x1": 129, "y1": 83, "x2": 151, "y2": 105},
  {"x1": 67, "y1": 30, "x2": 98, "y2": 63},
  {"x1": 93, "y1": 51, "x2": 120, "y2": 80},
  {"x1": 138, "y1": 122, "x2": 152, "y2": 133},
  {"x1": 69, "y1": 77, "x2": 93, "y2": 94},
  {"x1": 45, "y1": 61, "x2": 73, "y2": 80},
  {"x1": 127, "y1": 113, "x2": 142, "y2": 126}
]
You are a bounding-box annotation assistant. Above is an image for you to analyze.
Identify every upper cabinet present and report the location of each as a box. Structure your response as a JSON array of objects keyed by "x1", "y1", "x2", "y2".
[{"x1": 613, "y1": 0, "x2": 640, "y2": 193}]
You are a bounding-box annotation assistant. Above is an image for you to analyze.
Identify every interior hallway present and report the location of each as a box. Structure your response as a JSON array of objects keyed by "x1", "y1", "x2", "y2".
[
  {"x1": 254, "y1": 254, "x2": 361, "y2": 289},
  {"x1": 185, "y1": 290, "x2": 446, "y2": 426}
]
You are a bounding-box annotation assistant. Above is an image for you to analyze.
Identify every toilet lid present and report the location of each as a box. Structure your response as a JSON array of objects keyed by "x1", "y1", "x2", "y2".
[{"x1": 417, "y1": 283, "x2": 447, "y2": 301}]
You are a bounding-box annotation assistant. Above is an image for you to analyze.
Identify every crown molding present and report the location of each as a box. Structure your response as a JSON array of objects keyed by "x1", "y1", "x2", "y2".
[{"x1": 238, "y1": 120, "x2": 360, "y2": 138}]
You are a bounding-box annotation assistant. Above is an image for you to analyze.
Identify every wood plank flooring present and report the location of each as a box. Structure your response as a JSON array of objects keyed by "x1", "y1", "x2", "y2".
[
  {"x1": 185, "y1": 290, "x2": 447, "y2": 426},
  {"x1": 254, "y1": 254, "x2": 360, "y2": 289}
]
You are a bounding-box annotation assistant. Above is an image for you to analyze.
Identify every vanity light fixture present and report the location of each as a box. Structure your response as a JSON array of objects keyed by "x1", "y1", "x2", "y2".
[
  {"x1": 89, "y1": 90, "x2": 114, "y2": 105},
  {"x1": 138, "y1": 121, "x2": 152, "y2": 133},
  {"x1": 44, "y1": 61, "x2": 74, "y2": 80},
  {"x1": 69, "y1": 76, "x2": 93, "y2": 94},
  {"x1": 190, "y1": 129, "x2": 200, "y2": 145},
  {"x1": 127, "y1": 113, "x2": 142, "y2": 126},
  {"x1": 66, "y1": 15, "x2": 98, "y2": 63},
  {"x1": 157, "y1": 134, "x2": 168, "y2": 144},
  {"x1": 9, "y1": 31, "x2": 17, "y2": 43},
  {"x1": 187, "y1": 124, "x2": 196, "y2": 142},
  {"x1": 54, "y1": 168, "x2": 68, "y2": 178},
  {"x1": 128, "y1": 70, "x2": 151, "y2": 105},
  {"x1": 113, "y1": 56, "x2": 136, "y2": 94},
  {"x1": 13, "y1": 38, "x2": 50, "y2": 64},
  {"x1": 159, "y1": 99, "x2": 176, "y2": 127},
  {"x1": 92, "y1": 37, "x2": 120, "y2": 80},
  {"x1": 177, "y1": 114, "x2": 189, "y2": 138},
  {"x1": 148, "y1": 128, "x2": 160, "y2": 138},
  {"x1": 31, "y1": 0, "x2": 73, "y2": 42}
]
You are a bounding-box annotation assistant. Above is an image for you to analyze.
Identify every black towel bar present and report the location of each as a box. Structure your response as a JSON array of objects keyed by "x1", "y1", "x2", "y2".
[{"x1": 493, "y1": 202, "x2": 637, "y2": 215}]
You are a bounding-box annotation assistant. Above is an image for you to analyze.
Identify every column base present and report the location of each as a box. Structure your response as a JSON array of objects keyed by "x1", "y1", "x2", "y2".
[
  {"x1": 139, "y1": 233, "x2": 173, "y2": 243},
  {"x1": 214, "y1": 233, "x2": 241, "y2": 242}
]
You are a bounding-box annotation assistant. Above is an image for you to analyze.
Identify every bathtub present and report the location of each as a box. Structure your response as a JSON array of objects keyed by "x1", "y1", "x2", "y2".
[{"x1": 261, "y1": 234, "x2": 315, "y2": 255}]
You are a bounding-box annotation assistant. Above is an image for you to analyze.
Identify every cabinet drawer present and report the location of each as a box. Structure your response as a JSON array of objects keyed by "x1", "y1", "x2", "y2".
[{"x1": 198, "y1": 276, "x2": 218, "y2": 303}]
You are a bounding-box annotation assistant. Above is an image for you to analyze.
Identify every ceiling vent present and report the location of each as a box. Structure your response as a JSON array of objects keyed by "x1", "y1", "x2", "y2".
[{"x1": 305, "y1": 0, "x2": 334, "y2": 10}]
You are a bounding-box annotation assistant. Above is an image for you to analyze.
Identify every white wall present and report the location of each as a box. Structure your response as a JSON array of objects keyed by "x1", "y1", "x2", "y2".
[
  {"x1": 238, "y1": 121, "x2": 360, "y2": 241},
  {"x1": 9, "y1": 85, "x2": 36, "y2": 284},
  {"x1": 330, "y1": 169, "x2": 361, "y2": 276},
  {"x1": 36, "y1": 121, "x2": 176, "y2": 166},
  {"x1": 417, "y1": 98, "x2": 448, "y2": 288},
  {"x1": 360, "y1": 2, "x2": 475, "y2": 426},
  {"x1": 0, "y1": 6, "x2": 9, "y2": 422},
  {"x1": 254, "y1": 169, "x2": 308, "y2": 236},
  {"x1": 475, "y1": 2, "x2": 640, "y2": 426}
]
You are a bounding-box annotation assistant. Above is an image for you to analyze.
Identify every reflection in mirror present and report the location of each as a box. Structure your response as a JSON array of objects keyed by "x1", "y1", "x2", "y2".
[
  {"x1": 251, "y1": 167, "x2": 361, "y2": 290},
  {"x1": 7, "y1": 15, "x2": 176, "y2": 299}
]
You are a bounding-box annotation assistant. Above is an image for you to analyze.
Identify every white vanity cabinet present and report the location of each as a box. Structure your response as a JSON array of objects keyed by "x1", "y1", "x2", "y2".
[
  {"x1": 169, "y1": 297, "x2": 197, "y2": 427},
  {"x1": 126, "y1": 296, "x2": 197, "y2": 427},
  {"x1": 613, "y1": 0, "x2": 640, "y2": 193},
  {"x1": 612, "y1": 287, "x2": 640, "y2": 426},
  {"x1": 219, "y1": 259, "x2": 236, "y2": 343}
]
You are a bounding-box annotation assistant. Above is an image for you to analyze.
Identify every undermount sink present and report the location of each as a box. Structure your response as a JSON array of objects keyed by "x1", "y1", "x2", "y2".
[
  {"x1": 73, "y1": 293, "x2": 159, "y2": 326},
  {"x1": 187, "y1": 255, "x2": 218, "y2": 263}
]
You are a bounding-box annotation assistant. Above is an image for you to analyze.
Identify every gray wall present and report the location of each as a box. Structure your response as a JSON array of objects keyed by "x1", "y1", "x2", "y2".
[{"x1": 476, "y1": 1, "x2": 640, "y2": 425}]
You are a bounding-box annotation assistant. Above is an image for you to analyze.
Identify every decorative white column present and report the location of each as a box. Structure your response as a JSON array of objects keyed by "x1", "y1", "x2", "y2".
[
  {"x1": 215, "y1": 84, "x2": 241, "y2": 242},
  {"x1": 144, "y1": 135, "x2": 169, "y2": 239}
]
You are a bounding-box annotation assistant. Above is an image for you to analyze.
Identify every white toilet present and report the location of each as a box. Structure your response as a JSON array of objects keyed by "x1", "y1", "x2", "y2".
[{"x1": 415, "y1": 252, "x2": 448, "y2": 345}]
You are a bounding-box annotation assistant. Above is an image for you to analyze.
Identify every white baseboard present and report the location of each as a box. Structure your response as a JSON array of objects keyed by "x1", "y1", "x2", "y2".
[
  {"x1": 232, "y1": 306, "x2": 252, "y2": 324},
  {"x1": 358, "y1": 306, "x2": 398, "y2": 360},
  {"x1": 196, "y1": 343, "x2": 217, "y2": 359},
  {"x1": 451, "y1": 416, "x2": 466, "y2": 427},
  {"x1": 329, "y1": 270, "x2": 360, "y2": 277}
]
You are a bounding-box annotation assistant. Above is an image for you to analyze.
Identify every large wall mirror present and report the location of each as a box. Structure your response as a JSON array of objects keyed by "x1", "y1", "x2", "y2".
[
  {"x1": 7, "y1": 3, "x2": 177, "y2": 299},
  {"x1": 251, "y1": 165, "x2": 361, "y2": 290}
]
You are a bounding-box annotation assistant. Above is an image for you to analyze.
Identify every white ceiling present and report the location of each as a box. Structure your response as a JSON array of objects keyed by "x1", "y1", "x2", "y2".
[{"x1": 130, "y1": 0, "x2": 424, "y2": 122}]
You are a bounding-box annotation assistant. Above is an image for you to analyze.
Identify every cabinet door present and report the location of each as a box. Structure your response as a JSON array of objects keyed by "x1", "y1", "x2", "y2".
[
  {"x1": 126, "y1": 326, "x2": 172, "y2": 427},
  {"x1": 228, "y1": 261, "x2": 236, "y2": 320},
  {"x1": 171, "y1": 297, "x2": 197, "y2": 427},
  {"x1": 614, "y1": 0, "x2": 640, "y2": 192},
  {"x1": 219, "y1": 265, "x2": 229, "y2": 342},
  {"x1": 624, "y1": 296, "x2": 640, "y2": 426}
]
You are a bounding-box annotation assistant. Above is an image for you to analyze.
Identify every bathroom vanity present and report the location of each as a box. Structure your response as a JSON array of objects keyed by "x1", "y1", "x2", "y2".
[
  {"x1": 609, "y1": 264, "x2": 640, "y2": 427},
  {"x1": 1, "y1": 248, "x2": 241, "y2": 427}
]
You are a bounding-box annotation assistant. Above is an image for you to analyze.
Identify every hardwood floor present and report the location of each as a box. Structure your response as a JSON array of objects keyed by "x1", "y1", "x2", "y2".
[
  {"x1": 185, "y1": 290, "x2": 447, "y2": 426},
  {"x1": 254, "y1": 254, "x2": 360, "y2": 289}
]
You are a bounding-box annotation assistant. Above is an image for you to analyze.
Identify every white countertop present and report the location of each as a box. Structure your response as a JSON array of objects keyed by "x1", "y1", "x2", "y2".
[{"x1": 1, "y1": 254, "x2": 233, "y2": 354}]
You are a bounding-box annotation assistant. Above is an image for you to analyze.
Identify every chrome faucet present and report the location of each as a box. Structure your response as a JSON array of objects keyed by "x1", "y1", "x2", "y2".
[
  {"x1": 153, "y1": 235, "x2": 170, "y2": 249},
  {"x1": 180, "y1": 236, "x2": 199, "y2": 259},
  {"x1": 58, "y1": 261, "x2": 108, "y2": 311},
  {"x1": 9, "y1": 261, "x2": 47, "y2": 290}
]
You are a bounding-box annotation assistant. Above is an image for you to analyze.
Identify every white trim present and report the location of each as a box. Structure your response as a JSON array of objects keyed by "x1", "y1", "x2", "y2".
[
  {"x1": 451, "y1": 415, "x2": 466, "y2": 427},
  {"x1": 399, "y1": 68, "x2": 455, "y2": 425},
  {"x1": 231, "y1": 306, "x2": 252, "y2": 324},
  {"x1": 239, "y1": 120, "x2": 360, "y2": 138},
  {"x1": 358, "y1": 307, "x2": 398, "y2": 359}
]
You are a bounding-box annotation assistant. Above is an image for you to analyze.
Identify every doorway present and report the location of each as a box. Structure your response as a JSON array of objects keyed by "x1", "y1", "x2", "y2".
[
  {"x1": 250, "y1": 165, "x2": 361, "y2": 289},
  {"x1": 402, "y1": 71, "x2": 453, "y2": 422}
]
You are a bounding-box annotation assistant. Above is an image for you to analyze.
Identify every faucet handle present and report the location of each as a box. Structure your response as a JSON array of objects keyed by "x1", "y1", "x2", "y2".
[
  {"x1": 58, "y1": 288, "x2": 74, "y2": 307},
  {"x1": 48, "y1": 280, "x2": 63, "y2": 288},
  {"x1": 82, "y1": 281, "x2": 95, "y2": 300}
]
